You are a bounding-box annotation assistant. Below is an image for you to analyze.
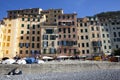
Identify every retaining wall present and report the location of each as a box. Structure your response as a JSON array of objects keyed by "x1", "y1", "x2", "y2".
[{"x1": 0, "y1": 61, "x2": 120, "y2": 75}]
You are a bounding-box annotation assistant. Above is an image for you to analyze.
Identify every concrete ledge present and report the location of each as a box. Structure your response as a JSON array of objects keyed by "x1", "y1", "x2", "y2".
[{"x1": 0, "y1": 61, "x2": 120, "y2": 75}]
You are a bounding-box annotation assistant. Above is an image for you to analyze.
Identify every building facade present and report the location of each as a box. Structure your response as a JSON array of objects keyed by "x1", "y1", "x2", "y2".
[
  {"x1": 77, "y1": 17, "x2": 102, "y2": 57},
  {"x1": 57, "y1": 13, "x2": 78, "y2": 56},
  {"x1": 0, "y1": 8, "x2": 120, "y2": 58}
]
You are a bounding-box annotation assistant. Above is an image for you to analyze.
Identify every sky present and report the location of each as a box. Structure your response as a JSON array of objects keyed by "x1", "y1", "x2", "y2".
[{"x1": 0, "y1": 0, "x2": 120, "y2": 20}]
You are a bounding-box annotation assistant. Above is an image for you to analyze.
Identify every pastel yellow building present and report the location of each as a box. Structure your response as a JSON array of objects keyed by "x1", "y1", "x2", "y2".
[{"x1": 0, "y1": 23, "x2": 4, "y2": 58}]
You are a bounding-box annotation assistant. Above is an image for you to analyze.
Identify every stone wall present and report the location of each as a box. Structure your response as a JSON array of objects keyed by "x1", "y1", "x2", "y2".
[{"x1": 0, "y1": 61, "x2": 120, "y2": 75}]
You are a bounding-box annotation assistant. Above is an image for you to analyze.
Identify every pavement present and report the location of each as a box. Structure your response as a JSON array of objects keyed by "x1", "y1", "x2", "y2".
[{"x1": 0, "y1": 69, "x2": 120, "y2": 80}]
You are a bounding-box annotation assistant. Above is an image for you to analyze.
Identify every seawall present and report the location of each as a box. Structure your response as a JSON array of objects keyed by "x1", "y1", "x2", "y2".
[{"x1": 0, "y1": 61, "x2": 120, "y2": 75}]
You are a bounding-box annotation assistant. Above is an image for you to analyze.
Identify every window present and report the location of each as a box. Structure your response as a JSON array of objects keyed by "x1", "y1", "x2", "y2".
[
  {"x1": 33, "y1": 18, "x2": 35, "y2": 21},
  {"x1": 103, "y1": 34, "x2": 105, "y2": 38},
  {"x1": 26, "y1": 36, "x2": 29, "y2": 40},
  {"x1": 67, "y1": 15, "x2": 70, "y2": 19},
  {"x1": 114, "y1": 38, "x2": 116, "y2": 42},
  {"x1": 43, "y1": 49, "x2": 46, "y2": 54},
  {"x1": 81, "y1": 29, "x2": 83, "y2": 33},
  {"x1": 63, "y1": 28, "x2": 66, "y2": 33},
  {"x1": 37, "y1": 25, "x2": 40, "y2": 28},
  {"x1": 58, "y1": 28, "x2": 61, "y2": 32},
  {"x1": 7, "y1": 43, "x2": 10, "y2": 47},
  {"x1": 97, "y1": 34, "x2": 100, "y2": 38},
  {"x1": 32, "y1": 43, "x2": 34, "y2": 48},
  {"x1": 73, "y1": 35, "x2": 75, "y2": 38},
  {"x1": 46, "y1": 29, "x2": 53, "y2": 34},
  {"x1": 64, "y1": 35, "x2": 66, "y2": 38},
  {"x1": 37, "y1": 43, "x2": 40, "y2": 48},
  {"x1": 109, "y1": 46, "x2": 111, "y2": 49},
  {"x1": 7, "y1": 36, "x2": 10, "y2": 41},
  {"x1": 21, "y1": 24, "x2": 24, "y2": 27},
  {"x1": 78, "y1": 43, "x2": 80, "y2": 47},
  {"x1": 106, "y1": 29, "x2": 108, "y2": 31},
  {"x1": 107, "y1": 34, "x2": 109, "y2": 37},
  {"x1": 21, "y1": 31, "x2": 24, "y2": 34},
  {"x1": 68, "y1": 28, "x2": 70, "y2": 33},
  {"x1": 43, "y1": 41, "x2": 48, "y2": 47},
  {"x1": 8, "y1": 29, "x2": 11, "y2": 33},
  {"x1": 118, "y1": 32, "x2": 120, "y2": 37},
  {"x1": 25, "y1": 43, "x2": 30, "y2": 48},
  {"x1": 28, "y1": 18, "x2": 30, "y2": 21},
  {"x1": 85, "y1": 29, "x2": 88, "y2": 32},
  {"x1": 80, "y1": 23, "x2": 83, "y2": 26},
  {"x1": 101, "y1": 23, "x2": 103, "y2": 26},
  {"x1": 8, "y1": 24, "x2": 11, "y2": 27},
  {"x1": 63, "y1": 16, "x2": 65, "y2": 19},
  {"x1": 37, "y1": 37, "x2": 40, "y2": 41},
  {"x1": 32, "y1": 37, "x2": 35, "y2": 41},
  {"x1": 52, "y1": 41, "x2": 54, "y2": 47},
  {"x1": 26, "y1": 50, "x2": 28, "y2": 54},
  {"x1": 33, "y1": 25, "x2": 35, "y2": 29},
  {"x1": 104, "y1": 46, "x2": 107, "y2": 49},
  {"x1": 81, "y1": 36, "x2": 84, "y2": 40},
  {"x1": 37, "y1": 31, "x2": 40, "y2": 34},
  {"x1": 116, "y1": 45, "x2": 119, "y2": 48},
  {"x1": 46, "y1": 15, "x2": 48, "y2": 18},
  {"x1": 72, "y1": 22, "x2": 74, "y2": 25},
  {"x1": 90, "y1": 21, "x2": 93, "y2": 25},
  {"x1": 108, "y1": 40, "x2": 110, "y2": 43},
  {"x1": 21, "y1": 36, "x2": 23, "y2": 40},
  {"x1": 27, "y1": 24, "x2": 30, "y2": 29},
  {"x1": 113, "y1": 32, "x2": 117, "y2": 37},
  {"x1": 82, "y1": 50, "x2": 85, "y2": 54},
  {"x1": 96, "y1": 27, "x2": 99, "y2": 31},
  {"x1": 27, "y1": 31, "x2": 29, "y2": 34},
  {"x1": 64, "y1": 48, "x2": 66, "y2": 53},
  {"x1": 22, "y1": 18, "x2": 24, "y2": 21},
  {"x1": 20, "y1": 50, "x2": 22, "y2": 54},
  {"x1": 86, "y1": 50, "x2": 89, "y2": 54},
  {"x1": 59, "y1": 35, "x2": 61, "y2": 38},
  {"x1": 112, "y1": 22, "x2": 115, "y2": 25},
  {"x1": 50, "y1": 35, "x2": 56, "y2": 40},
  {"x1": 86, "y1": 43, "x2": 89, "y2": 47},
  {"x1": 92, "y1": 34, "x2": 95, "y2": 38},
  {"x1": 68, "y1": 35, "x2": 71, "y2": 38},
  {"x1": 54, "y1": 19, "x2": 56, "y2": 22},
  {"x1": 19, "y1": 43, "x2": 24, "y2": 48},
  {"x1": 102, "y1": 29, "x2": 104, "y2": 31},
  {"x1": 105, "y1": 23, "x2": 107, "y2": 26},
  {"x1": 84, "y1": 23, "x2": 87, "y2": 26},
  {"x1": 91, "y1": 27, "x2": 94, "y2": 31},
  {"x1": 104, "y1": 40, "x2": 106, "y2": 43},
  {"x1": 73, "y1": 28, "x2": 75, "y2": 32},
  {"x1": 38, "y1": 18, "x2": 40, "y2": 21},
  {"x1": 43, "y1": 35, "x2": 48, "y2": 40},
  {"x1": 86, "y1": 35, "x2": 88, "y2": 39},
  {"x1": 32, "y1": 31, "x2": 35, "y2": 34},
  {"x1": 82, "y1": 43, "x2": 84, "y2": 47}
]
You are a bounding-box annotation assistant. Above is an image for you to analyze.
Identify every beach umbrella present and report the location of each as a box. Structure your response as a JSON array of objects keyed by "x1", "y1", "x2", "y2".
[
  {"x1": 2, "y1": 59, "x2": 16, "y2": 64},
  {"x1": 16, "y1": 59, "x2": 26, "y2": 64},
  {"x1": 42, "y1": 56, "x2": 53, "y2": 60},
  {"x1": 37, "y1": 60, "x2": 45, "y2": 64},
  {"x1": 57, "y1": 56, "x2": 69, "y2": 58}
]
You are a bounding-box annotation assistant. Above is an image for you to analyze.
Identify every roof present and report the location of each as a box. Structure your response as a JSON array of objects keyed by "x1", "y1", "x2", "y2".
[{"x1": 7, "y1": 8, "x2": 41, "y2": 12}]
